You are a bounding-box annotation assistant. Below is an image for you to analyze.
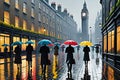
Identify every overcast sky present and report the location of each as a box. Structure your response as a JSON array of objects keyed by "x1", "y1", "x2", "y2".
[{"x1": 49, "y1": 0, "x2": 101, "y2": 31}]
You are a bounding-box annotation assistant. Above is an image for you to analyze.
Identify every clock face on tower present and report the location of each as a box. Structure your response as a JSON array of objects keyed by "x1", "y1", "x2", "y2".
[{"x1": 82, "y1": 12, "x2": 86, "y2": 17}]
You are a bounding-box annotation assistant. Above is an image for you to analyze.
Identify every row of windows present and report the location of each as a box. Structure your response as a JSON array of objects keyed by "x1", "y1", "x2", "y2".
[
  {"x1": 3, "y1": 11, "x2": 61, "y2": 38},
  {"x1": 103, "y1": 26, "x2": 120, "y2": 54}
]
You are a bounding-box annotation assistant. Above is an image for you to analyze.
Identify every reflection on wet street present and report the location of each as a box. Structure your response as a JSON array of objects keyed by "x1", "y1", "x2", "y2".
[{"x1": 0, "y1": 48, "x2": 102, "y2": 80}]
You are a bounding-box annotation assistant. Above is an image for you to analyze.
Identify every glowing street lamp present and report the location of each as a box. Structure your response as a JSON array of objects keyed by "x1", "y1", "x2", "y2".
[{"x1": 43, "y1": 27, "x2": 46, "y2": 35}]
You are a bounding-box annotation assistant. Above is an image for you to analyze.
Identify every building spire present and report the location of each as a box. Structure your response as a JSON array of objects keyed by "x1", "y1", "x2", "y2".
[{"x1": 83, "y1": 0, "x2": 87, "y2": 9}]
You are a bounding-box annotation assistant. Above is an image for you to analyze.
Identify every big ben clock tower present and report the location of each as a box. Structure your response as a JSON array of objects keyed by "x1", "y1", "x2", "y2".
[{"x1": 81, "y1": 1, "x2": 89, "y2": 41}]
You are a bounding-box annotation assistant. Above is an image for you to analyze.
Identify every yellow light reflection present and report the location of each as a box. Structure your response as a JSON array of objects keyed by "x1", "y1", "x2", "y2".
[{"x1": 52, "y1": 55, "x2": 58, "y2": 79}]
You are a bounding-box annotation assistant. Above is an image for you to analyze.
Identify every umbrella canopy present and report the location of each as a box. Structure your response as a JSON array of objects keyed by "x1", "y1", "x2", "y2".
[
  {"x1": 64, "y1": 40, "x2": 78, "y2": 46},
  {"x1": 80, "y1": 41, "x2": 93, "y2": 46},
  {"x1": 48, "y1": 43, "x2": 54, "y2": 47},
  {"x1": 38, "y1": 39, "x2": 52, "y2": 45},
  {"x1": 11, "y1": 41, "x2": 23, "y2": 46},
  {"x1": 94, "y1": 43, "x2": 101, "y2": 47},
  {"x1": 54, "y1": 42, "x2": 60, "y2": 46},
  {"x1": 25, "y1": 40, "x2": 34, "y2": 44},
  {"x1": 1, "y1": 43, "x2": 9, "y2": 46}
]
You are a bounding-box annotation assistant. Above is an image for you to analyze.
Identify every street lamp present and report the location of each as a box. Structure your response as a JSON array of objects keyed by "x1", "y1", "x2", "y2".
[
  {"x1": 89, "y1": 27, "x2": 92, "y2": 42},
  {"x1": 43, "y1": 27, "x2": 46, "y2": 35}
]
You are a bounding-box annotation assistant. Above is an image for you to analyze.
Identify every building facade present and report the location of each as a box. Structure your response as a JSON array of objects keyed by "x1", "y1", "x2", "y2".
[
  {"x1": 94, "y1": 10, "x2": 102, "y2": 44},
  {"x1": 100, "y1": 0, "x2": 120, "y2": 79},
  {"x1": 0, "y1": 0, "x2": 77, "y2": 55}
]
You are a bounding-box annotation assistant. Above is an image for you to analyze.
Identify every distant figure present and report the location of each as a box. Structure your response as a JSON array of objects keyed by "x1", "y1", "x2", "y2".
[
  {"x1": 14, "y1": 45, "x2": 22, "y2": 69},
  {"x1": 65, "y1": 45, "x2": 75, "y2": 78},
  {"x1": 4, "y1": 46, "x2": 8, "y2": 58},
  {"x1": 77, "y1": 45, "x2": 80, "y2": 52},
  {"x1": 54, "y1": 45, "x2": 59, "y2": 56},
  {"x1": 39, "y1": 44, "x2": 50, "y2": 76},
  {"x1": 95, "y1": 46, "x2": 99, "y2": 57},
  {"x1": 26, "y1": 44, "x2": 33, "y2": 67},
  {"x1": 4, "y1": 46, "x2": 8, "y2": 53},
  {"x1": 61, "y1": 45, "x2": 65, "y2": 52},
  {"x1": 83, "y1": 45, "x2": 90, "y2": 66}
]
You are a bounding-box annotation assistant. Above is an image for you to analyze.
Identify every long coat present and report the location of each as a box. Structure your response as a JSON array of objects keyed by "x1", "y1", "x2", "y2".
[
  {"x1": 65, "y1": 46, "x2": 75, "y2": 64},
  {"x1": 54, "y1": 45, "x2": 59, "y2": 55},
  {"x1": 14, "y1": 46, "x2": 22, "y2": 64},
  {"x1": 26, "y1": 45, "x2": 33, "y2": 61},
  {"x1": 83, "y1": 46, "x2": 90, "y2": 61},
  {"x1": 39, "y1": 45, "x2": 50, "y2": 65}
]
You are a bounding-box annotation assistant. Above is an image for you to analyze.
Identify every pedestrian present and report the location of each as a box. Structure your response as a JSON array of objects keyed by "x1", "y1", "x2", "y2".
[
  {"x1": 4, "y1": 46, "x2": 8, "y2": 58},
  {"x1": 83, "y1": 45, "x2": 90, "y2": 67},
  {"x1": 65, "y1": 45, "x2": 75, "y2": 77},
  {"x1": 14, "y1": 45, "x2": 22, "y2": 69},
  {"x1": 95, "y1": 46, "x2": 99, "y2": 57},
  {"x1": 39, "y1": 44, "x2": 50, "y2": 76},
  {"x1": 26, "y1": 44, "x2": 33, "y2": 67},
  {"x1": 61, "y1": 45, "x2": 65, "y2": 52},
  {"x1": 54, "y1": 45, "x2": 59, "y2": 56}
]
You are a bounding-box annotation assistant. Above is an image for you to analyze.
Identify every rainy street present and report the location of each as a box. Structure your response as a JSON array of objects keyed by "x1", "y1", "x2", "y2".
[{"x1": 0, "y1": 47, "x2": 102, "y2": 80}]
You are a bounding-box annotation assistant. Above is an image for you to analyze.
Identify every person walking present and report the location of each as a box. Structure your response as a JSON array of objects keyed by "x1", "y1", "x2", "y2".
[
  {"x1": 83, "y1": 45, "x2": 90, "y2": 67},
  {"x1": 26, "y1": 44, "x2": 33, "y2": 67},
  {"x1": 14, "y1": 45, "x2": 22, "y2": 69},
  {"x1": 65, "y1": 45, "x2": 75, "y2": 78},
  {"x1": 4, "y1": 46, "x2": 8, "y2": 58},
  {"x1": 39, "y1": 44, "x2": 50, "y2": 76},
  {"x1": 95, "y1": 46, "x2": 99, "y2": 57},
  {"x1": 54, "y1": 45, "x2": 59, "y2": 56}
]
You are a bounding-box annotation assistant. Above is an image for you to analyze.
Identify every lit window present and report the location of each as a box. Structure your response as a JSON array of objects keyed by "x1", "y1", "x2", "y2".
[
  {"x1": 15, "y1": 16, "x2": 19, "y2": 27},
  {"x1": 31, "y1": 23, "x2": 34, "y2": 31},
  {"x1": 31, "y1": 8, "x2": 34, "y2": 17},
  {"x1": 15, "y1": 0, "x2": 19, "y2": 9},
  {"x1": 31, "y1": 0, "x2": 34, "y2": 3},
  {"x1": 4, "y1": 0, "x2": 10, "y2": 4},
  {"x1": 23, "y1": 2, "x2": 27, "y2": 13},
  {"x1": 38, "y1": 13, "x2": 41, "y2": 21},
  {"x1": 117, "y1": 26, "x2": 120, "y2": 53},
  {"x1": 4, "y1": 11, "x2": 10, "y2": 24},
  {"x1": 23, "y1": 20, "x2": 27, "y2": 30}
]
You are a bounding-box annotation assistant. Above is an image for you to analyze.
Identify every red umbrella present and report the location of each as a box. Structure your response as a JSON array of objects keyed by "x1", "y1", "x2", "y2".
[
  {"x1": 48, "y1": 43, "x2": 54, "y2": 47},
  {"x1": 64, "y1": 40, "x2": 78, "y2": 46}
]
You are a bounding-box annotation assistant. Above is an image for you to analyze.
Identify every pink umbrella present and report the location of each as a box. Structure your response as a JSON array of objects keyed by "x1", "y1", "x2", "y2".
[{"x1": 64, "y1": 40, "x2": 78, "y2": 46}]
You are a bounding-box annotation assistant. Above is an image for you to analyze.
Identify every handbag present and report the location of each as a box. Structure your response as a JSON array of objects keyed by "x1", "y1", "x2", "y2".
[
  {"x1": 47, "y1": 59, "x2": 51, "y2": 65},
  {"x1": 72, "y1": 59, "x2": 75, "y2": 64}
]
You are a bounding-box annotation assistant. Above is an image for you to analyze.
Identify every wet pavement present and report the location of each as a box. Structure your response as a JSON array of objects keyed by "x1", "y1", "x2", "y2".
[{"x1": 0, "y1": 48, "x2": 102, "y2": 80}]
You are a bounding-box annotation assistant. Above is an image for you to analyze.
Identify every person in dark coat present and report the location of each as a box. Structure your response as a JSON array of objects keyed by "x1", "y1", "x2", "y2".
[
  {"x1": 83, "y1": 45, "x2": 90, "y2": 66},
  {"x1": 39, "y1": 44, "x2": 50, "y2": 75},
  {"x1": 14, "y1": 45, "x2": 22, "y2": 69},
  {"x1": 65, "y1": 45, "x2": 75, "y2": 76},
  {"x1": 95, "y1": 46, "x2": 99, "y2": 57},
  {"x1": 26, "y1": 44, "x2": 33, "y2": 67},
  {"x1": 4, "y1": 46, "x2": 8, "y2": 58},
  {"x1": 54, "y1": 45, "x2": 59, "y2": 56}
]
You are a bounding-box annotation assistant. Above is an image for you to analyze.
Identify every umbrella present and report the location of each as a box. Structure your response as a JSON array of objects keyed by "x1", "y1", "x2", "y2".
[
  {"x1": 1, "y1": 43, "x2": 9, "y2": 46},
  {"x1": 48, "y1": 43, "x2": 54, "y2": 47},
  {"x1": 25, "y1": 40, "x2": 34, "y2": 44},
  {"x1": 64, "y1": 40, "x2": 78, "y2": 45},
  {"x1": 80, "y1": 41, "x2": 93, "y2": 46},
  {"x1": 54, "y1": 42, "x2": 60, "y2": 46},
  {"x1": 38, "y1": 39, "x2": 52, "y2": 45},
  {"x1": 94, "y1": 44, "x2": 101, "y2": 47},
  {"x1": 11, "y1": 41, "x2": 23, "y2": 46}
]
